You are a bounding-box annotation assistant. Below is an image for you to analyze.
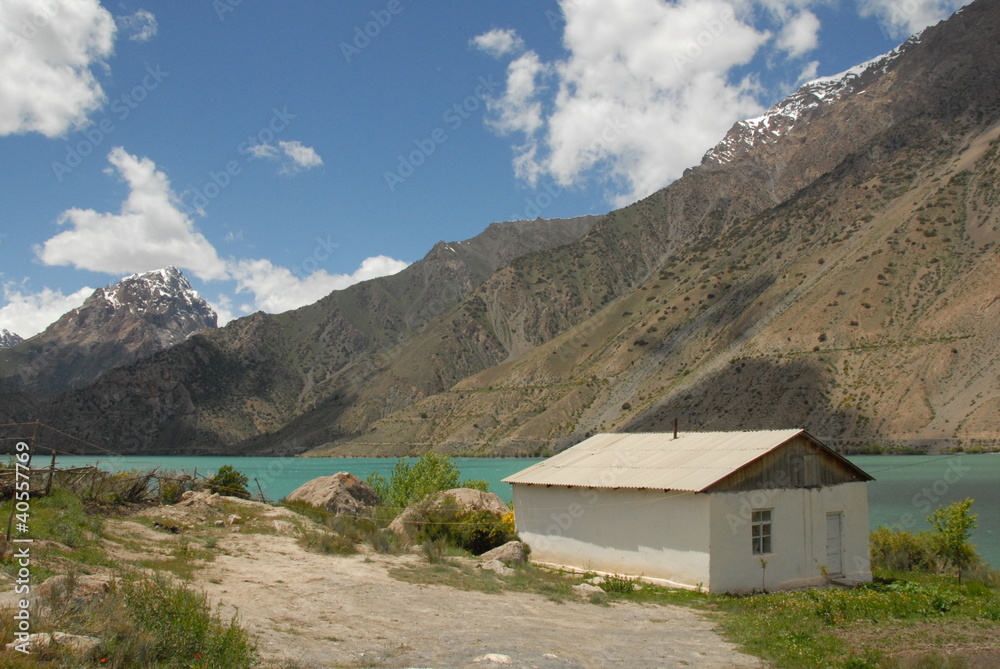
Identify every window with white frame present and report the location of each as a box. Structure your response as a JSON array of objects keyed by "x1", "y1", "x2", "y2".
[{"x1": 751, "y1": 509, "x2": 772, "y2": 555}]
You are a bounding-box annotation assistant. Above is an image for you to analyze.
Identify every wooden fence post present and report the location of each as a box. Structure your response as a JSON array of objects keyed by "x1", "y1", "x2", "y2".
[{"x1": 45, "y1": 449, "x2": 56, "y2": 496}]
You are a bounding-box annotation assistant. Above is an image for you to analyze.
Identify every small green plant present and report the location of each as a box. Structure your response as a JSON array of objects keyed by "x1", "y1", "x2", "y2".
[
  {"x1": 205, "y1": 465, "x2": 250, "y2": 499},
  {"x1": 300, "y1": 529, "x2": 358, "y2": 555},
  {"x1": 421, "y1": 537, "x2": 450, "y2": 564},
  {"x1": 600, "y1": 573, "x2": 638, "y2": 594}
]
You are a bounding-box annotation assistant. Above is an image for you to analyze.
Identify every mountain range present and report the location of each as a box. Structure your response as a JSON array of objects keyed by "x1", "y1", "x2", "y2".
[{"x1": 2, "y1": 0, "x2": 998, "y2": 456}]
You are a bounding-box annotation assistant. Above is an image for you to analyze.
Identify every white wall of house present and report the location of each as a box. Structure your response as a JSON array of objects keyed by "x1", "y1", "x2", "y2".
[
  {"x1": 511, "y1": 484, "x2": 712, "y2": 588},
  {"x1": 513, "y1": 482, "x2": 872, "y2": 594},
  {"x1": 708, "y1": 482, "x2": 873, "y2": 593}
]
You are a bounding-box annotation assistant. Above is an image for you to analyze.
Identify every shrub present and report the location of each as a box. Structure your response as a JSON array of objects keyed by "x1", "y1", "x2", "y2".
[
  {"x1": 92, "y1": 575, "x2": 258, "y2": 668},
  {"x1": 365, "y1": 453, "x2": 489, "y2": 509},
  {"x1": 159, "y1": 472, "x2": 198, "y2": 505},
  {"x1": 205, "y1": 465, "x2": 250, "y2": 499},
  {"x1": 301, "y1": 529, "x2": 358, "y2": 555},
  {"x1": 870, "y1": 527, "x2": 936, "y2": 572},
  {"x1": 870, "y1": 499, "x2": 981, "y2": 574},
  {"x1": 415, "y1": 500, "x2": 517, "y2": 555}
]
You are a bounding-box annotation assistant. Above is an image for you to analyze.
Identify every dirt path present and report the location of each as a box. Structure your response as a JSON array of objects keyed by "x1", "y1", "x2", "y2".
[{"x1": 195, "y1": 531, "x2": 765, "y2": 668}]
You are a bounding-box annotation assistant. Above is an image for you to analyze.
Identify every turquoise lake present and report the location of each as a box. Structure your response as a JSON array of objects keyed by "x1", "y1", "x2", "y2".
[{"x1": 54, "y1": 453, "x2": 1000, "y2": 567}]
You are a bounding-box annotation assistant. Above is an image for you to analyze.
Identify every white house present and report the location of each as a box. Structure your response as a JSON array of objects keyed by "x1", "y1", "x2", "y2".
[{"x1": 503, "y1": 429, "x2": 874, "y2": 593}]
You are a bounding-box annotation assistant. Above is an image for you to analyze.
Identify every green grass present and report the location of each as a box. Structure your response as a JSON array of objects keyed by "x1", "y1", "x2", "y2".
[
  {"x1": 0, "y1": 481, "x2": 261, "y2": 668},
  {"x1": 0, "y1": 487, "x2": 111, "y2": 572},
  {"x1": 714, "y1": 571, "x2": 1000, "y2": 668}
]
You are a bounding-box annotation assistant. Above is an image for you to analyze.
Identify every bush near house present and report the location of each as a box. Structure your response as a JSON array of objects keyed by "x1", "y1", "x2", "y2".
[
  {"x1": 365, "y1": 452, "x2": 489, "y2": 509},
  {"x1": 415, "y1": 501, "x2": 517, "y2": 555},
  {"x1": 870, "y1": 498, "x2": 980, "y2": 575}
]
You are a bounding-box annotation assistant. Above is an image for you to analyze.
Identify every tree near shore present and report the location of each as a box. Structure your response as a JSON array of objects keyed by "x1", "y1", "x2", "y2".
[{"x1": 927, "y1": 497, "x2": 978, "y2": 571}]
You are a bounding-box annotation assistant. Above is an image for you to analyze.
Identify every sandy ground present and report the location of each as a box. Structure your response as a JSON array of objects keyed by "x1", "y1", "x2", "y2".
[
  {"x1": 62, "y1": 494, "x2": 765, "y2": 669},
  {"x1": 194, "y1": 531, "x2": 765, "y2": 669}
]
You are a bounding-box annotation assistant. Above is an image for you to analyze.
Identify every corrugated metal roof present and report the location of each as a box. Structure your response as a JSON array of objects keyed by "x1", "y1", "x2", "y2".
[{"x1": 502, "y1": 429, "x2": 809, "y2": 492}]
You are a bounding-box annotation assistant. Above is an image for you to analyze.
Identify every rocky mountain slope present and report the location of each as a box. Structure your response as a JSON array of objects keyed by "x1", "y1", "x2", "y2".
[
  {"x1": 0, "y1": 267, "x2": 217, "y2": 397},
  {"x1": 20, "y1": 217, "x2": 598, "y2": 453},
  {"x1": 304, "y1": 0, "x2": 1000, "y2": 456}
]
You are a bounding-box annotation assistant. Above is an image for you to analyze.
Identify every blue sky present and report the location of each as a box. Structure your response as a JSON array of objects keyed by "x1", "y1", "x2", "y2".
[{"x1": 0, "y1": 0, "x2": 971, "y2": 336}]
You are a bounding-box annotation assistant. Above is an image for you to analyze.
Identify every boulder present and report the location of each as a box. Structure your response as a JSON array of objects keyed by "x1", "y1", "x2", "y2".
[
  {"x1": 35, "y1": 574, "x2": 111, "y2": 607},
  {"x1": 573, "y1": 583, "x2": 604, "y2": 596},
  {"x1": 478, "y1": 559, "x2": 515, "y2": 577},
  {"x1": 285, "y1": 472, "x2": 381, "y2": 516},
  {"x1": 478, "y1": 541, "x2": 526, "y2": 565},
  {"x1": 474, "y1": 654, "x2": 513, "y2": 664},
  {"x1": 388, "y1": 488, "x2": 508, "y2": 539}
]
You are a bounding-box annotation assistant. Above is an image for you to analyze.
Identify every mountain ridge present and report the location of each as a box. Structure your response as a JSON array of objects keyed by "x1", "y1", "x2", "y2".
[
  {"x1": 0, "y1": 266, "x2": 217, "y2": 397},
  {"x1": 15, "y1": 216, "x2": 599, "y2": 453}
]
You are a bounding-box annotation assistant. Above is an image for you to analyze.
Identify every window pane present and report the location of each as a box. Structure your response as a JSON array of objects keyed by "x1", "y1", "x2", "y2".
[{"x1": 751, "y1": 509, "x2": 772, "y2": 555}]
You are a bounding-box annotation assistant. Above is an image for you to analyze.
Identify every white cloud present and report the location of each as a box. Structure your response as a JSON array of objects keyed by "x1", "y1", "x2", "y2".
[
  {"x1": 0, "y1": 0, "x2": 116, "y2": 137},
  {"x1": 206, "y1": 293, "x2": 238, "y2": 327},
  {"x1": 856, "y1": 0, "x2": 970, "y2": 40},
  {"x1": 471, "y1": 28, "x2": 525, "y2": 58},
  {"x1": 229, "y1": 255, "x2": 409, "y2": 314},
  {"x1": 247, "y1": 143, "x2": 279, "y2": 159},
  {"x1": 0, "y1": 283, "x2": 94, "y2": 338},
  {"x1": 776, "y1": 9, "x2": 820, "y2": 57},
  {"x1": 25, "y1": 148, "x2": 407, "y2": 324},
  {"x1": 248, "y1": 140, "x2": 323, "y2": 175},
  {"x1": 118, "y1": 9, "x2": 157, "y2": 43},
  {"x1": 35, "y1": 147, "x2": 229, "y2": 280},
  {"x1": 482, "y1": 0, "x2": 772, "y2": 206},
  {"x1": 278, "y1": 140, "x2": 324, "y2": 174}
]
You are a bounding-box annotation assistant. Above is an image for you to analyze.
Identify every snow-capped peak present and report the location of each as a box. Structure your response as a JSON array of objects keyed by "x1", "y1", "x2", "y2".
[
  {"x1": 0, "y1": 329, "x2": 24, "y2": 349},
  {"x1": 94, "y1": 267, "x2": 217, "y2": 327},
  {"x1": 704, "y1": 35, "x2": 920, "y2": 166}
]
